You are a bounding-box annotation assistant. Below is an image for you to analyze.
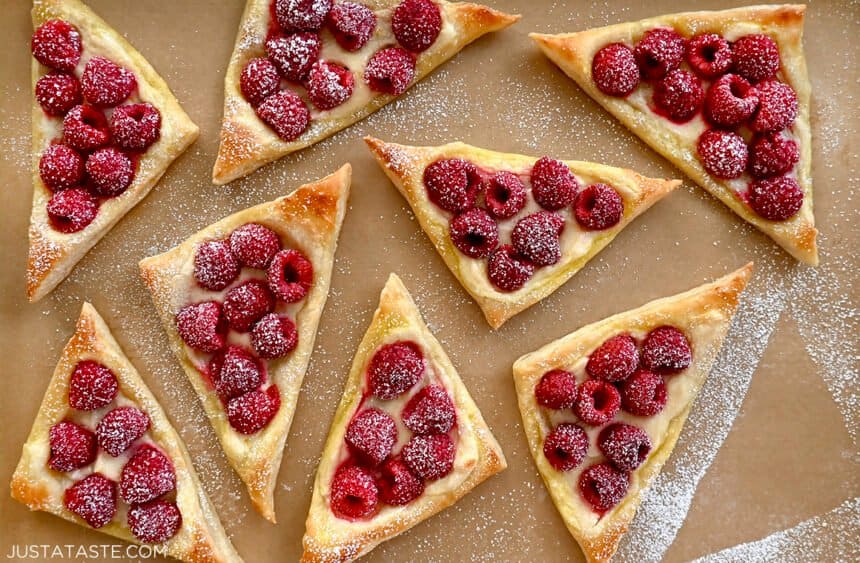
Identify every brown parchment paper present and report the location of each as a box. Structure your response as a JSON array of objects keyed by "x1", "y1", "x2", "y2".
[{"x1": 1, "y1": 1, "x2": 857, "y2": 562}]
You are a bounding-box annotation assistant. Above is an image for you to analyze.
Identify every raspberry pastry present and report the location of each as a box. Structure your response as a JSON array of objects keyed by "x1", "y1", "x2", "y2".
[
  {"x1": 139, "y1": 165, "x2": 350, "y2": 522},
  {"x1": 10, "y1": 303, "x2": 242, "y2": 562},
  {"x1": 211, "y1": 0, "x2": 519, "y2": 184},
  {"x1": 531, "y1": 5, "x2": 817, "y2": 264},
  {"x1": 28, "y1": 0, "x2": 199, "y2": 301},
  {"x1": 302, "y1": 274, "x2": 506, "y2": 562},
  {"x1": 513, "y1": 264, "x2": 753, "y2": 563},
  {"x1": 365, "y1": 137, "x2": 681, "y2": 329}
]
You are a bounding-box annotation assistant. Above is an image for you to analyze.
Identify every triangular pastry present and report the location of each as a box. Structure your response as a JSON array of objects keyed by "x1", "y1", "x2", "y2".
[
  {"x1": 531, "y1": 5, "x2": 817, "y2": 264},
  {"x1": 365, "y1": 137, "x2": 681, "y2": 329},
  {"x1": 10, "y1": 303, "x2": 242, "y2": 563},
  {"x1": 513, "y1": 263, "x2": 753, "y2": 563},
  {"x1": 139, "y1": 165, "x2": 351, "y2": 522},
  {"x1": 28, "y1": 0, "x2": 199, "y2": 301},
  {"x1": 302, "y1": 273, "x2": 507, "y2": 562},
  {"x1": 212, "y1": 0, "x2": 519, "y2": 184}
]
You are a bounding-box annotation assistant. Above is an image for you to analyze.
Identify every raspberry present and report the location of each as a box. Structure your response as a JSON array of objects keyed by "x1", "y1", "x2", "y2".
[
  {"x1": 69, "y1": 360, "x2": 118, "y2": 411},
  {"x1": 268, "y1": 249, "x2": 314, "y2": 302},
  {"x1": 641, "y1": 326, "x2": 692, "y2": 374},
  {"x1": 531, "y1": 157, "x2": 578, "y2": 211},
  {"x1": 252, "y1": 313, "x2": 298, "y2": 359},
  {"x1": 266, "y1": 32, "x2": 321, "y2": 82},
  {"x1": 306, "y1": 61, "x2": 354, "y2": 110},
  {"x1": 620, "y1": 369, "x2": 667, "y2": 416},
  {"x1": 63, "y1": 105, "x2": 111, "y2": 151},
  {"x1": 194, "y1": 240, "x2": 240, "y2": 291},
  {"x1": 110, "y1": 103, "x2": 161, "y2": 151},
  {"x1": 256, "y1": 90, "x2": 310, "y2": 141},
  {"x1": 49, "y1": 421, "x2": 96, "y2": 472},
  {"x1": 423, "y1": 158, "x2": 482, "y2": 213},
  {"x1": 36, "y1": 72, "x2": 82, "y2": 116},
  {"x1": 733, "y1": 34, "x2": 780, "y2": 83},
  {"x1": 750, "y1": 80, "x2": 798, "y2": 133},
  {"x1": 542, "y1": 423, "x2": 588, "y2": 471},
  {"x1": 127, "y1": 501, "x2": 182, "y2": 543},
  {"x1": 578, "y1": 463, "x2": 629, "y2": 513},
  {"x1": 704, "y1": 74, "x2": 760, "y2": 128},
  {"x1": 81, "y1": 56, "x2": 136, "y2": 107},
  {"x1": 364, "y1": 47, "x2": 415, "y2": 95},
  {"x1": 574, "y1": 183, "x2": 624, "y2": 230},
  {"x1": 485, "y1": 171, "x2": 526, "y2": 219},
  {"x1": 223, "y1": 280, "x2": 275, "y2": 332},
  {"x1": 31, "y1": 20, "x2": 82, "y2": 72},
  {"x1": 47, "y1": 188, "x2": 98, "y2": 233},
  {"x1": 487, "y1": 245, "x2": 535, "y2": 292},
  {"x1": 86, "y1": 147, "x2": 135, "y2": 197},
  {"x1": 511, "y1": 211, "x2": 564, "y2": 267},
  {"x1": 275, "y1": 0, "x2": 332, "y2": 32},
  {"x1": 653, "y1": 69, "x2": 704, "y2": 123},
  {"x1": 634, "y1": 28, "x2": 686, "y2": 80},
  {"x1": 226, "y1": 385, "x2": 281, "y2": 434},
  {"x1": 64, "y1": 473, "x2": 117, "y2": 528},
  {"x1": 401, "y1": 433, "x2": 455, "y2": 481},
  {"x1": 240, "y1": 58, "x2": 281, "y2": 106},
  {"x1": 230, "y1": 223, "x2": 282, "y2": 269},
  {"x1": 686, "y1": 33, "x2": 733, "y2": 79},
  {"x1": 120, "y1": 445, "x2": 176, "y2": 504},
  {"x1": 534, "y1": 370, "x2": 578, "y2": 410},
  {"x1": 345, "y1": 408, "x2": 397, "y2": 466},
  {"x1": 330, "y1": 465, "x2": 378, "y2": 519},
  {"x1": 748, "y1": 132, "x2": 799, "y2": 179},
  {"x1": 586, "y1": 334, "x2": 638, "y2": 383},
  {"x1": 368, "y1": 341, "x2": 424, "y2": 400},
  {"x1": 574, "y1": 380, "x2": 621, "y2": 426},
  {"x1": 696, "y1": 129, "x2": 748, "y2": 180},
  {"x1": 748, "y1": 176, "x2": 803, "y2": 221},
  {"x1": 592, "y1": 43, "x2": 639, "y2": 97},
  {"x1": 449, "y1": 208, "x2": 499, "y2": 258},
  {"x1": 175, "y1": 301, "x2": 227, "y2": 353},
  {"x1": 39, "y1": 144, "x2": 84, "y2": 191},
  {"x1": 377, "y1": 459, "x2": 423, "y2": 506},
  {"x1": 392, "y1": 0, "x2": 442, "y2": 52},
  {"x1": 402, "y1": 385, "x2": 455, "y2": 435},
  {"x1": 96, "y1": 407, "x2": 150, "y2": 457},
  {"x1": 327, "y1": 2, "x2": 376, "y2": 51},
  {"x1": 211, "y1": 346, "x2": 263, "y2": 401},
  {"x1": 597, "y1": 423, "x2": 652, "y2": 472}
]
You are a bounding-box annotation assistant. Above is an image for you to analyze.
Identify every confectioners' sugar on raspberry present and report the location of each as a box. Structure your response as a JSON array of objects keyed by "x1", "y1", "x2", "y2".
[
  {"x1": 748, "y1": 132, "x2": 800, "y2": 179},
  {"x1": 63, "y1": 104, "x2": 111, "y2": 152},
  {"x1": 96, "y1": 407, "x2": 150, "y2": 457},
  {"x1": 697, "y1": 129, "x2": 749, "y2": 180},
  {"x1": 578, "y1": 462, "x2": 630, "y2": 514},
  {"x1": 686, "y1": 33, "x2": 733, "y2": 79},
  {"x1": 598, "y1": 422, "x2": 652, "y2": 472},
  {"x1": 119, "y1": 444, "x2": 176, "y2": 504},
  {"x1": 641, "y1": 326, "x2": 692, "y2": 374},
  {"x1": 620, "y1": 369, "x2": 667, "y2": 416},
  {"x1": 392, "y1": 0, "x2": 442, "y2": 53},
  {"x1": 423, "y1": 158, "x2": 482, "y2": 213},
  {"x1": 223, "y1": 280, "x2": 275, "y2": 332},
  {"x1": 377, "y1": 459, "x2": 423, "y2": 506},
  {"x1": 487, "y1": 245, "x2": 535, "y2": 292},
  {"x1": 86, "y1": 147, "x2": 135, "y2": 197},
  {"x1": 267, "y1": 248, "x2": 313, "y2": 303},
  {"x1": 327, "y1": 2, "x2": 376, "y2": 52},
  {"x1": 401, "y1": 433, "x2": 455, "y2": 481},
  {"x1": 592, "y1": 43, "x2": 640, "y2": 97},
  {"x1": 127, "y1": 500, "x2": 182, "y2": 543},
  {"x1": 634, "y1": 28, "x2": 686, "y2": 80},
  {"x1": 63, "y1": 473, "x2": 117, "y2": 528},
  {"x1": 49, "y1": 421, "x2": 97, "y2": 472},
  {"x1": 511, "y1": 211, "x2": 564, "y2": 267},
  {"x1": 266, "y1": 32, "x2": 321, "y2": 82},
  {"x1": 485, "y1": 171, "x2": 527, "y2": 219},
  {"x1": 330, "y1": 465, "x2": 378, "y2": 519},
  {"x1": 574, "y1": 379, "x2": 621, "y2": 426},
  {"x1": 230, "y1": 223, "x2": 282, "y2": 269},
  {"x1": 47, "y1": 188, "x2": 98, "y2": 233},
  {"x1": 402, "y1": 384, "x2": 455, "y2": 435},
  {"x1": 175, "y1": 301, "x2": 227, "y2": 353},
  {"x1": 240, "y1": 58, "x2": 281, "y2": 106},
  {"x1": 542, "y1": 422, "x2": 588, "y2": 471},
  {"x1": 345, "y1": 408, "x2": 397, "y2": 466},
  {"x1": 81, "y1": 57, "x2": 136, "y2": 108},
  {"x1": 704, "y1": 74, "x2": 759, "y2": 128},
  {"x1": 732, "y1": 34, "x2": 780, "y2": 83},
  {"x1": 31, "y1": 20, "x2": 82, "y2": 72},
  {"x1": 449, "y1": 208, "x2": 499, "y2": 258},
  {"x1": 256, "y1": 90, "x2": 311, "y2": 141},
  {"x1": 574, "y1": 183, "x2": 624, "y2": 230},
  {"x1": 36, "y1": 72, "x2": 82, "y2": 117},
  {"x1": 750, "y1": 80, "x2": 798, "y2": 133},
  {"x1": 275, "y1": 0, "x2": 333, "y2": 32},
  {"x1": 110, "y1": 103, "x2": 161, "y2": 151},
  {"x1": 226, "y1": 385, "x2": 281, "y2": 434},
  {"x1": 251, "y1": 313, "x2": 299, "y2": 359},
  {"x1": 39, "y1": 143, "x2": 84, "y2": 192},
  {"x1": 364, "y1": 47, "x2": 416, "y2": 95},
  {"x1": 368, "y1": 341, "x2": 424, "y2": 400},
  {"x1": 306, "y1": 61, "x2": 355, "y2": 110},
  {"x1": 586, "y1": 334, "x2": 638, "y2": 382},
  {"x1": 194, "y1": 240, "x2": 240, "y2": 291},
  {"x1": 748, "y1": 176, "x2": 804, "y2": 221},
  {"x1": 212, "y1": 346, "x2": 264, "y2": 401},
  {"x1": 69, "y1": 360, "x2": 118, "y2": 411},
  {"x1": 535, "y1": 369, "x2": 578, "y2": 410},
  {"x1": 531, "y1": 156, "x2": 579, "y2": 211},
  {"x1": 653, "y1": 69, "x2": 704, "y2": 123}
]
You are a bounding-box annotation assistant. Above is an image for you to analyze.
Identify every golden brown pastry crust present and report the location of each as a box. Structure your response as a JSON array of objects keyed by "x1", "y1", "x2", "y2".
[
  {"x1": 10, "y1": 303, "x2": 243, "y2": 563},
  {"x1": 211, "y1": 0, "x2": 519, "y2": 185},
  {"x1": 531, "y1": 5, "x2": 817, "y2": 265},
  {"x1": 28, "y1": 0, "x2": 199, "y2": 302},
  {"x1": 301, "y1": 273, "x2": 507, "y2": 562},
  {"x1": 139, "y1": 165, "x2": 351, "y2": 522},
  {"x1": 513, "y1": 263, "x2": 753, "y2": 563}
]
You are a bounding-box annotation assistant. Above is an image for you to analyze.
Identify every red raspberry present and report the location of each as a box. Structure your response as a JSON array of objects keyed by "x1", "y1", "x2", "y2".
[
  {"x1": 252, "y1": 313, "x2": 298, "y2": 359},
  {"x1": 327, "y1": 2, "x2": 376, "y2": 52},
  {"x1": 127, "y1": 500, "x2": 182, "y2": 543},
  {"x1": 364, "y1": 47, "x2": 415, "y2": 95},
  {"x1": 542, "y1": 422, "x2": 588, "y2": 472},
  {"x1": 96, "y1": 407, "x2": 150, "y2": 457},
  {"x1": 574, "y1": 183, "x2": 624, "y2": 230},
  {"x1": 275, "y1": 0, "x2": 333, "y2": 32},
  {"x1": 534, "y1": 369, "x2": 578, "y2": 410},
  {"x1": 377, "y1": 459, "x2": 423, "y2": 506},
  {"x1": 697, "y1": 129, "x2": 748, "y2": 180},
  {"x1": 578, "y1": 462, "x2": 629, "y2": 513},
  {"x1": 240, "y1": 58, "x2": 281, "y2": 106},
  {"x1": 402, "y1": 385, "x2": 455, "y2": 435},
  {"x1": 485, "y1": 171, "x2": 526, "y2": 219},
  {"x1": 49, "y1": 421, "x2": 96, "y2": 472},
  {"x1": 531, "y1": 156, "x2": 578, "y2": 211},
  {"x1": 591, "y1": 43, "x2": 639, "y2": 97},
  {"x1": 345, "y1": 408, "x2": 397, "y2": 466},
  {"x1": 63, "y1": 105, "x2": 111, "y2": 151},
  {"x1": 211, "y1": 346, "x2": 264, "y2": 401},
  {"x1": 748, "y1": 176, "x2": 803, "y2": 221},
  {"x1": 586, "y1": 334, "x2": 638, "y2": 383},
  {"x1": 574, "y1": 380, "x2": 621, "y2": 426},
  {"x1": 306, "y1": 61, "x2": 354, "y2": 110},
  {"x1": 330, "y1": 465, "x2": 378, "y2": 519},
  {"x1": 266, "y1": 32, "x2": 321, "y2": 81},
  {"x1": 36, "y1": 72, "x2": 82, "y2": 116},
  {"x1": 69, "y1": 360, "x2": 118, "y2": 411},
  {"x1": 256, "y1": 90, "x2": 310, "y2": 141},
  {"x1": 750, "y1": 80, "x2": 798, "y2": 133},
  {"x1": 733, "y1": 34, "x2": 780, "y2": 83},
  {"x1": 110, "y1": 103, "x2": 161, "y2": 151},
  {"x1": 620, "y1": 369, "x2": 667, "y2": 416},
  {"x1": 634, "y1": 28, "x2": 686, "y2": 80},
  {"x1": 653, "y1": 69, "x2": 704, "y2": 123},
  {"x1": 227, "y1": 385, "x2": 281, "y2": 434},
  {"x1": 81, "y1": 56, "x2": 136, "y2": 107},
  {"x1": 597, "y1": 423, "x2": 652, "y2": 472},
  {"x1": 268, "y1": 249, "x2": 314, "y2": 302},
  {"x1": 392, "y1": 0, "x2": 442, "y2": 52},
  {"x1": 230, "y1": 223, "x2": 282, "y2": 269},
  {"x1": 368, "y1": 341, "x2": 424, "y2": 400},
  {"x1": 64, "y1": 473, "x2": 117, "y2": 528},
  {"x1": 748, "y1": 132, "x2": 800, "y2": 179},
  {"x1": 31, "y1": 20, "x2": 82, "y2": 72},
  {"x1": 704, "y1": 74, "x2": 760, "y2": 128},
  {"x1": 487, "y1": 245, "x2": 535, "y2": 292},
  {"x1": 47, "y1": 188, "x2": 98, "y2": 233},
  {"x1": 401, "y1": 433, "x2": 455, "y2": 481},
  {"x1": 194, "y1": 240, "x2": 240, "y2": 291},
  {"x1": 686, "y1": 33, "x2": 733, "y2": 79},
  {"x1": 86, "y1": 147, "x2": 135, "y2": 197},
  {"x1": 223, "y1": 280, "x2": 275, "y2": 332},
  {"x1": 511, "y1": 211, "x2": 564, "y2": 267},
  {"x1": 175, "y1": 301, "x2": 227, "y2": 353},
  {"x1": 449, "y1": 208, "x2": 499, "y2": 258},
  {"x1": 120, "y1": 445, "x2": 176, "y2": 504},
  {"x1": 39, "y1": 144, "x2": 84, "y2": 191},
  {"x1": 423, "y1": 158, "x2": 482, "y2": 213},
  {"x1": 641, "y1": 326, "x2": 692, "y2": 374}
]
